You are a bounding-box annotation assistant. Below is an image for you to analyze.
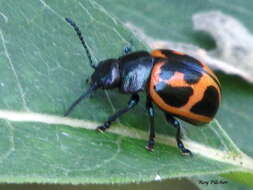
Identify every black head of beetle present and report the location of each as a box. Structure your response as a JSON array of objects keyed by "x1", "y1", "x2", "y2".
[{"x1": 90, "y1": 59, "x2": 120, "y2": 89}]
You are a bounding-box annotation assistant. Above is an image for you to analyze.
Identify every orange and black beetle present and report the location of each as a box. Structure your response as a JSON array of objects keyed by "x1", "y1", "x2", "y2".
[{"x1": 64, "y1": 18, "x2": 221, "y2": 155}]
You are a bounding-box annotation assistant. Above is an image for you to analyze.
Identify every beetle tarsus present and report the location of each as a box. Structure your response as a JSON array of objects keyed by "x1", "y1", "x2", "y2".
[
  {"x1": 96, "y1": 122, "x2": 111, "y2": 132},
  {"x1": 145, "y1": 140, "x2": 155, "y2": 151},
  {"x1": 165, "y1": 113, "x2": 192, "y2": 156},
  {"x1": 96, "y1": 127, "x2": 105, "y2": 133},
  {"x1": 178, "y1": 140, "x2": 192, "y2": 156}
]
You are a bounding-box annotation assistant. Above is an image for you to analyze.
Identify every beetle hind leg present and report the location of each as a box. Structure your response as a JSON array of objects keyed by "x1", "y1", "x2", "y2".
[
  {"x1": 96, "y1": 94, "x2": 139, "y2": 132},
  {"x1": 145, "y1": 96, "x2": 156, "y2": 151},
  {"x1": 165, "y1": 113, "x2": 192, "y2": 156}
]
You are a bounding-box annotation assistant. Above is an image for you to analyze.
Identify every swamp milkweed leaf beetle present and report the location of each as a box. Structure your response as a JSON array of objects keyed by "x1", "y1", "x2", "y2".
[{"x1": 64, "y1": 18, "x2": 221, "y2": 156}]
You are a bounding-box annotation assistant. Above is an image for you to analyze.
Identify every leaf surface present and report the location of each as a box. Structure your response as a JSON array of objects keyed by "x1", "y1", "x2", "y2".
[{"x1": 0, "y1": 0, "x2": 252, "y2": 186}]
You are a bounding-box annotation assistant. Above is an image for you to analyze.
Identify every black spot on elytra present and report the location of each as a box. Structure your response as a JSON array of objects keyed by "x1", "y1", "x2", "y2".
[
  {"x1": 184, "y1": 71, "x2": 202, "y2": 84},
  {"x1": 190, "y1": 86, "x2": 219, "y2": 117},
  {"x1": 155, "y1": 82, "x2": 193, "y2": 107},
  {"x1": 160, "y1": 49, "x2": 203, "y2": 67},
  {"x1": 157, "y1": 53, "x2": 203, "y2": 84}
]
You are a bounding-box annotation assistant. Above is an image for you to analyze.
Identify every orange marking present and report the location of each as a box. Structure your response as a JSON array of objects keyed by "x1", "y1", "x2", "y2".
[
  {"x1": 149, "y1": 61, "x2": 221, "y2": 124},
  {"x1": 151, "y1": 49, "x2": 186, "y2": 58},
  {"x1": 151, "y1": 50, "x2": 167, "y2": 58},
  {"x1": 172, "y1": 50, "x2": 185, "y2": 56}
]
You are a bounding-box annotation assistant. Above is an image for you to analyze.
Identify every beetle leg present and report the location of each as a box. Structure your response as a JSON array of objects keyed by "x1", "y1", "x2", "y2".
[
  {"x1": 165, "y1": 113, "x2": 192, "y2": 156},
  {"x1": 145, "y1": 96, "x2": 155, "y2": 151},
  {"x1": 96, "y1": 94, "x2": 139, "y2": 132},
  {"x1": 123, "y1": 46, "x2": 132, "y2": 55}
]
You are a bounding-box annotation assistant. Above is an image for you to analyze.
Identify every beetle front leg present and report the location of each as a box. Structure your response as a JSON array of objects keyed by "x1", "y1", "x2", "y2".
[
  {"x1": 145, "y1": 96, "x2": 155, "y2": 151},
  {"x1": 96, "y1": 94, "x2": 139, "y2": 132},
  {"x1": 165, "y1": 113, "x2": 192, "y2": 156}
]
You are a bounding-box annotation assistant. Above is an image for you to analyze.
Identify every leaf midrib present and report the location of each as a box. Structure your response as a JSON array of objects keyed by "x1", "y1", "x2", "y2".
[{"x1": 0, "y1": 109, "x2": 252, "y2": 172}]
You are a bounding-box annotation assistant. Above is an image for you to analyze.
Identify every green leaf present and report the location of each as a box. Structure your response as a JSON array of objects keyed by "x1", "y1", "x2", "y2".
[{"x1": 0, "y1": 0, "x2": 252, "y2": 186}]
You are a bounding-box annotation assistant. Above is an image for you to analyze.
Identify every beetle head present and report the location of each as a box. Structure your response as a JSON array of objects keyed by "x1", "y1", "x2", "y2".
[{"x1": 91, "y1": 59, "x2": 120, "y2": 89}]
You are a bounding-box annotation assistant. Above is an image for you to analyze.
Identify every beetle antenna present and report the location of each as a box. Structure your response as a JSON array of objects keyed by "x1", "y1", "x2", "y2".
[
  {"x1": 64, "y1": 84, "x2": 97, "y2": 116},
  {"x1": 65, "y1": 17, "x2": 96, "y2": 69}
]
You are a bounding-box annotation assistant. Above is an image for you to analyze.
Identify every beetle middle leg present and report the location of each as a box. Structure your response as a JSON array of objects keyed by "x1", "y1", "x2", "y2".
[
  {"x1": 145, "y1": 96, "x2": 155, "y2": 151},
  {"x1": 96, "y1": 94, "x2": 139, "y2": 132},
  {"x1": 165, "y1": 113, "x2": 192, "y2": 156}
]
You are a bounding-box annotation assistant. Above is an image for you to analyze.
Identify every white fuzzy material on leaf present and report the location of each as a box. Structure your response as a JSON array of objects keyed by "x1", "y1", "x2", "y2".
[{"x1": 125, "y1": 11, "x2": 253, "y2": 83}]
